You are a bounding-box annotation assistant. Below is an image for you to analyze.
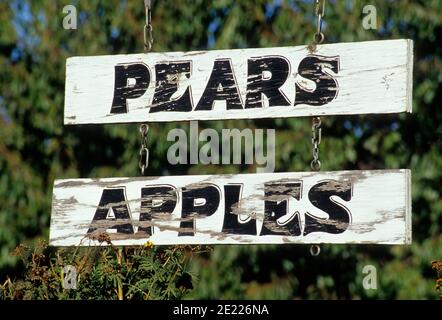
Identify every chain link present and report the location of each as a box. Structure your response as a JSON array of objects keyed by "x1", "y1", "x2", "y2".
[
  {"x1": 144, "y1": 0, "x2": 153, "y2": 52},
  {"x1": 313, "y1": 0, "x2": 325, "y2": 44},
  {"x1": 139, "y1": 124, "x2": 149, "y2": 175},
  {"x1": 310, "y1": 117, "x2": 322, "y2": 171}
]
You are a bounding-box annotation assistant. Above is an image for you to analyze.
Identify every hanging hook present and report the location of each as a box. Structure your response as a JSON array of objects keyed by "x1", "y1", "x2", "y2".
[
  {"x1": 313, "y1": 0, "x2": 326, "y2": 44},
  {"x1": 310, "y1": 245, "x2": 321, "y2": 256}
]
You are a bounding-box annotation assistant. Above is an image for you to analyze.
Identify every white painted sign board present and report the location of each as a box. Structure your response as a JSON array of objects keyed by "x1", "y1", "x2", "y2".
[
  {"x1": 50, "y1": 169, "x2": 411, "y2": 246},
  {"x1": 64, "y1": 39, "x2": 413, "y2": 124}
]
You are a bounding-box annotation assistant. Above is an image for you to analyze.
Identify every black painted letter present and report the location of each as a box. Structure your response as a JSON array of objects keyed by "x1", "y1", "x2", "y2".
[
  {"x1": 222, "y1": 184, "x2": 256, "y2": 235},
  {"x1": 245, "y1": 56, "x2": 291, "y2": 109},
  {"x1": 151, "y1": 62, "x2": 193, "y2": 113},
  {"x1": 195, "y1": 59, "x2": 243, "y2": 110},
  {"x1": 303, "y1": 180, "x2": 352, "y2": 235},
  {"x1": 111, "y1": 63, "x2": 150, "y2": 114},
  {"x1": 137, "y1": 185, "x2": 178, "y2": 236},
  {"x1": 179, "y1": 184, "x2": 221, "y2": 236},
  {"x1": 260, "y1": 182, "x2": 302, "y2": 236},
  {"x1": 87, "y1": 188, "x2": 134, "y2": 235},
  {"x1": 294, "y1": 55, "x2": 339, "y2": 106}
]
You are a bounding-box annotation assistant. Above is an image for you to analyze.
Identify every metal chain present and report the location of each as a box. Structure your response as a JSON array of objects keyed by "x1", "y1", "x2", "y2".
[
  {"x1": 139, "y1": 124, "x2": 149, "y2": 175},
  {"x1": 144, "y1": 0, "x2": 153, "y2": 52},
  {"x1": 139, "y1": 1, "x2": 152, "y2": 175},
  {"x1": 309, "y1": 2, "x2": 326, "y2": 257},
  {"x1": 311, "y1": 116, "x2": 322, "y2": 171},
  {"x1": 310, "y1": 117, "x2": 322, "y2": 256},
  {"x1": 313, "y1": 0, "x2": 325, "y2": 44},
  {"x1": 310, "y1": 0, "x2": 323, "y2": 253}
]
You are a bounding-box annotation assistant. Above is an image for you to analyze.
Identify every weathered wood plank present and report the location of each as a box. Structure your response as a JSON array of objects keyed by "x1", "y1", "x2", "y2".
[
  {"x1": 49, "y1": 169, "x2": 411, "y2": 246},
  {"x1": 64, "y1": 39, "x2": 413, "y2": 124}
]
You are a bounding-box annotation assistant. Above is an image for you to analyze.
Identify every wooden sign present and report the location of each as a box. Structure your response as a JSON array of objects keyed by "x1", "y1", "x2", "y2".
[
  {"x1": 64, "y1": 39, "x2": 413, "y2": 124},
  {"x1": 49, "y1": 169, "x2": 411, "y2": 246}
]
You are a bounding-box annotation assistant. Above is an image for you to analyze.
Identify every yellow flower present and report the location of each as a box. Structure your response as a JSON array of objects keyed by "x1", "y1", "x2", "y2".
[{"x1": 144, "y1": 241, "x2": 154, "y2": 249}]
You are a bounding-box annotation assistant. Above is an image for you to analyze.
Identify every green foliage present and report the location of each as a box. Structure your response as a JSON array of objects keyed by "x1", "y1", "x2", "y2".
[
  {"x1": 0, "y1": 0, "x2": 440, "y2": 299},
  {"x1": 0, "y1": 240, "x2": 196, "y2": 300},
  {"x1": 432, "y1": 260, "x2": 442, "y2": 297}
]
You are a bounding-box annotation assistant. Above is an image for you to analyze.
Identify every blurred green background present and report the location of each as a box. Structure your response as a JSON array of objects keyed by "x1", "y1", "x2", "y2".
[{"x1": 0, "y1": 0, "x2": 440, "y2": 299}]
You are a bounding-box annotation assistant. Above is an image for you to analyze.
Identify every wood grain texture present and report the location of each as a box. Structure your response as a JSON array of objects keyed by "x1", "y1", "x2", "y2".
[
  {"x1": 64, "y1": 39, "x2": 413, "y2": 124},
  {"x1": 49, "y1": 169, "x2": 411, "y2": 246}
]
